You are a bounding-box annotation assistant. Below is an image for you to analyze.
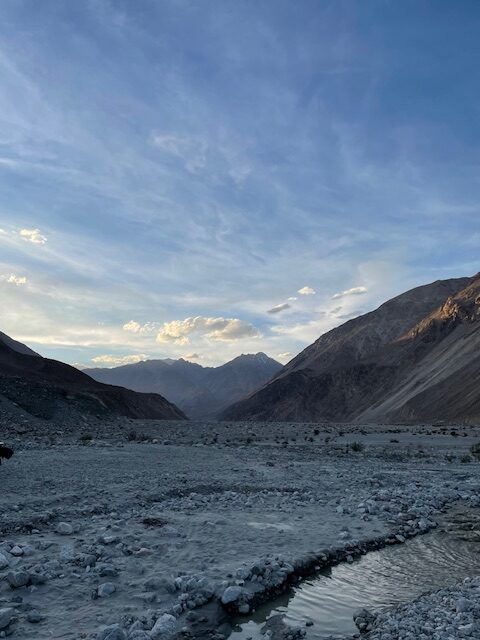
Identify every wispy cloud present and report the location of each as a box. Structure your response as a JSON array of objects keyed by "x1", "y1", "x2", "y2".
[
  {"x1": 267, "y1": 302, "x2": 291, "y2": 314},
  {"x1": 150, "y1": 131, "x2": 208, "y2": 174},
  {"x1": 91, "y1": 353, "x2": 149, "y2": 367},
  {"x1": 337, "y1": 311, "x2": 362, "y2": 319},
  {"x1": 332, "y1": 286, "x2": 368, "y2": 299}
]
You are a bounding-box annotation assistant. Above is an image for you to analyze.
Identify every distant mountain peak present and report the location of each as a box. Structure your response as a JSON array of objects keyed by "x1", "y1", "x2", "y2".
[
  {"x1": 232, "y1": 352, "x2": 277, "y2": 362},
  {"x1": 85, "y1": 351, "x2": 282, "y2": 418}
]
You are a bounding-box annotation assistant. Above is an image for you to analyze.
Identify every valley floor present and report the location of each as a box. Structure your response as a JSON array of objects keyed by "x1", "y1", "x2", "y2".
[{"x1": 0, "y1": 420, "x2": 479, "y2": 639}]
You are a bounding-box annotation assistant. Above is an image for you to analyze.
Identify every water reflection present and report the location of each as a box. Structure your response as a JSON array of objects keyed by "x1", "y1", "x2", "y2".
[{"x1": 230, "y1": 508, "x2": 480, "y2": 639}]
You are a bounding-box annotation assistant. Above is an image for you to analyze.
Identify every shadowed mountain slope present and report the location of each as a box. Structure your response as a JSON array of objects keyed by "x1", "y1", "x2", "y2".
[
  {"x1": 220, "y1": 275, "x2": 480, "y2": 423},
  {"x1": 0, "y1": 333, "x2": 186, "y2": 421},
  {"x1": 0, "y1": 331, "x2": 40, "y2": 357}
]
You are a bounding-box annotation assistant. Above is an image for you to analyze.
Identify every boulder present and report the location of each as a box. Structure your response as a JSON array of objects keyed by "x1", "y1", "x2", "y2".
[
  {"x1": 221, "y1": 585, "x2": 244, "y2": 605},
  {"x1": 56, "y1": 522, "x2": 73, "y2": 535},
  {"x1": 0, "y1": 608, "x2": 14, "y2": 630},
  {"x1": 6, "y1": 571, "x2": 30, "y2": 588},
  {"x1": 96, "y1": 624, "x2": 127, "y2": 640},
  {"x1": 97, "y1": 582, "x2": 116, "y2": 598},
  {"x1": 150, "y1": 613, "x2": 176, "y2": 639}
]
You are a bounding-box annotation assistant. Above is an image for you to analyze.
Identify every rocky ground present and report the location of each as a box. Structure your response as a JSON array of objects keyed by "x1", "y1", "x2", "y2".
[
  {"x1": 354, "y1": 576, "x2": 480, "y2": 639},
  {"x1": 0, "y1": 418, "x2": 479, "y2": 640}
]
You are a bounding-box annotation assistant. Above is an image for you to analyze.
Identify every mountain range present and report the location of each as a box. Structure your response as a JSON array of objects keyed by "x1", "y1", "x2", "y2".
[
  {"x1": 84, "y1": 353, "x2": 282, "y2": 418},
  {"x1": 221, "y1": 274, "x2": 480, "y2": 423},
  {"x1": 2, "y1": 272, "x2": 480, "y2": 425},
  {"x1": 0, "y1": 333, "x2": 186, "y2": 421}
]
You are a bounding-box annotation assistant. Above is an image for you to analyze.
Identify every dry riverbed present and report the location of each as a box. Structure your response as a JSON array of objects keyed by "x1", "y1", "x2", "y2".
[{"x1": 0, "y1": 419, "x2": 479, "y2": 639}]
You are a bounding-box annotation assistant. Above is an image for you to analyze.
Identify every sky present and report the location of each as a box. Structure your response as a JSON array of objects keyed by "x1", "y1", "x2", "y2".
[{"x1": 0, "y1": 0, "x2": 480, "y2": 368}]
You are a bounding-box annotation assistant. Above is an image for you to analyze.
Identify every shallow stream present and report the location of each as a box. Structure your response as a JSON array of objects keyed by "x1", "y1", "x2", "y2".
[{"x1": 230, "y1": 507, "x2": 480, "y2": 639}]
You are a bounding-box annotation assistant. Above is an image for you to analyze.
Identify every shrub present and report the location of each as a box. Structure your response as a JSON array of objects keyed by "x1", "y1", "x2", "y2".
[
  {"x1": 470, "y1": 443, "x2": 480, "y2": 460},
  {"x1": 350, "y1": 441, "x2": 365, "y2": 453},
  {"x1": 414, "y1": 449, "x2": 427, "y2": 458}
]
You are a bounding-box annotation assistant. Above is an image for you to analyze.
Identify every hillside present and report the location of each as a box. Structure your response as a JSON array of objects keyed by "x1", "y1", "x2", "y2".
[
  {"x1": 220, "y1": 275, "x2": 480, "y2": 423},
  {"x1": 0, "y1": 333, "x2": 186, "y2": 421}
]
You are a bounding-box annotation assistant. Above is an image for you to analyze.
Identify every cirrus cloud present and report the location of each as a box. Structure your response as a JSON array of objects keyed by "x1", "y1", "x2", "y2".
[
  {"x1": 156, "y1": 316, "x2": 261, "y2": 345},
  {"x1": 151, "y1": 131, "x2": 208, "y2": 174},
  {"x1": 332, "y1": 286, "x2": 368, "y2": 299}
]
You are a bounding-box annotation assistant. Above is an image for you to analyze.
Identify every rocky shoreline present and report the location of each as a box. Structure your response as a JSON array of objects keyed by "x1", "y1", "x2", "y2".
[{"x1": 352, "y1": 576, "x2": 480, "y2": 639}]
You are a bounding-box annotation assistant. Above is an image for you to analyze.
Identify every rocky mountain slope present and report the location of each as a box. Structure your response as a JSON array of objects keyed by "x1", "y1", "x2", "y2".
[
  {"x1": 0, "y1": 331, "x2": 40, "y2": 357},
  {"x1": 0, "y1": 333, "x2": 186, "y2": 421},
  {"x1": 85, "y1": 353, "x2": 282, "y2": 418},
  {"x1": 221, "y1": 275, "x2": 480, "y2": 423}
]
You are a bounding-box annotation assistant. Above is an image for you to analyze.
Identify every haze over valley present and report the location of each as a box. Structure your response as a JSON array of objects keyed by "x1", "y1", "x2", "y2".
[{"x1": 85, "y1": 353, "x2": 282, "y2": 419}]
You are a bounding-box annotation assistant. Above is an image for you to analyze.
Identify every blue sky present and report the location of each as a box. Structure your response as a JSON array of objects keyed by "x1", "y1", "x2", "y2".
[{"x1": 0, "y1": 0, "x2": 479, "y2": 367}]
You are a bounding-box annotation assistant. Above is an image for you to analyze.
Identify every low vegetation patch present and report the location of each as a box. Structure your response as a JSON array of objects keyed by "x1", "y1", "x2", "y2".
[
  {"x1": 470, "y1": 443, "x2": 480, "y2": 460},
  {"x1": 350, "y1": 441, "x2": 365, "y2": 453},
  {"x1": 142, "y1": 516, "x2": 169, "y2": 528}
]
